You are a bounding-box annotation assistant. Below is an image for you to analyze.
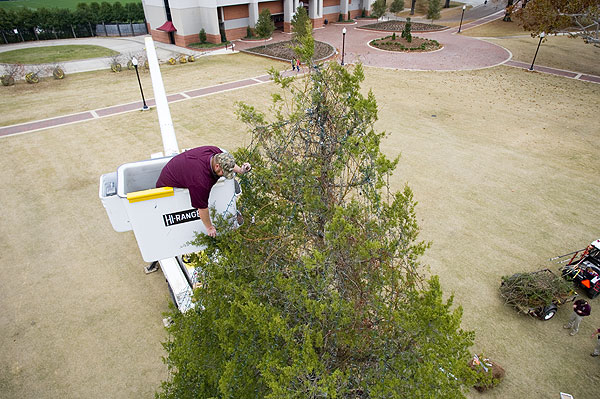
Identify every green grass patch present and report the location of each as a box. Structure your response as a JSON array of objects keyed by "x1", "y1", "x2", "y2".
[
  {"x1": 188, "y1": 41, "x2": 230, "y2": 49},
  {"x1": 0, "y1": 0, "x2": 140, "y2": 10},
  {"x1": 0, "y1": 45, "x2": 118, "y2": 64}
]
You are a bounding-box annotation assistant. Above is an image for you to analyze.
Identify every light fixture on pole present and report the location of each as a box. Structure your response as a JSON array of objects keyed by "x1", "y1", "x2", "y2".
[
  {"x1": 458, "y1": 5, "x2": 466, "y2": 33},
  {"x1": 529, "y1": 32, "x2": 545, "y2": 71},
  {"x1": 131, "y1": 57, "x2": 149, "y2": 111},
  {"x1": 341, "y1": 27, "x2": 347, "y2": 66}
]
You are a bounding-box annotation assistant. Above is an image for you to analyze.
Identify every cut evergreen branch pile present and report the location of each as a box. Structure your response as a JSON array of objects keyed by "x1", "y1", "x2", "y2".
[{"x1": 499, "y1": 269, "x2": 573, "y2": 309}]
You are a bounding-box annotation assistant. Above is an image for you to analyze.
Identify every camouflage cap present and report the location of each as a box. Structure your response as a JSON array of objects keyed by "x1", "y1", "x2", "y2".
[{"x1": 214, "y1": 152, "x2": 236, "y2": 179}]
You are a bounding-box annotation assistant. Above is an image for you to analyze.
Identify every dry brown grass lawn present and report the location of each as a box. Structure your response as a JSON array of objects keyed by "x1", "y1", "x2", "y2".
[
  {"x1": 462, "y1": 18, "x2": 528, "y2": 38},
  {"x1": 463, "y1": 19, "x2": 600, "y2": 76},
  {"x1": 1, "y1": 57, "x2": 599, "y2": 398},
  {"x1": 0, "y1": 53, "x2": 283, "y2": 127}
]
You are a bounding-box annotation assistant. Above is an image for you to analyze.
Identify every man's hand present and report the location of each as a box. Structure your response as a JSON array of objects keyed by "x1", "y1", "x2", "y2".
[
  {"x1": 241, "y1": 162, "x2": 252, "y2": 173},
  {"x1": 206, "y1": 225, "x2": 217, "y2": 237}
]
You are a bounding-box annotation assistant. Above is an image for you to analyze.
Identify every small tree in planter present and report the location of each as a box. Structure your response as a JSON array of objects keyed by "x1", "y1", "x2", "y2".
[
  {"x1": 255, "y1": 9, "x2": 275, "y2": 40},
  {"x1": 427, "y1": 0, "x2": 441, "y2": 22},
  {"x1": 246, "y1": 26, "x2": 254, "y2": 38},
  {"x1": 1, "y1": 64, "x2": 24, "y2": 86},
  {"x1": 401, "y1": 17, "x2": 413, "y2": 42},
  {"x1": 291, "y1": 5, "x2": 309, "y2": 41},
  {"x1": 390, "y1": 0, "x2": 404, "y2": 13},
  {"x1": 371, "y1": 0, "x2": 388, "y2": 18},
  {"x1": 199, "y1": 28, "x2": 207, "y2": 44}
]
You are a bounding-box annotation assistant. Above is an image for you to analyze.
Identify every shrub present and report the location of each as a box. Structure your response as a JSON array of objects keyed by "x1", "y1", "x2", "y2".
[
  {"x1": 199, "y1": 28, "x2": 207, "y2": 43},
  {"x1": 255, "y1": 9, "x2": 275, "y2": 39},
  {"x1": 401, "y1": 17, "x2": 412, "y2": 42},
  {"x1": 246, "y1": 26, "x2": 254, "y2": 38},
  {"x1": 390, "y1": 0, "x2": 404, "y2": 13},
  {"x1": 371, "y1": 0, "x2": 388, "y2": 18},
  {"x1": 291, "y1": 5, "x2": 309, "y2": 40},
  {"x1": 427, "y1": 0, "x2": 441, "y2": 21}
]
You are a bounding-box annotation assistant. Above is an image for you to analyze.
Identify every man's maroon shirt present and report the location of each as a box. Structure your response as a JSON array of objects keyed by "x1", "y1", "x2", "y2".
[
  {"x1": 155, "y1": 146, "x2": 222, "y2": 209},
  {"x1": 574, "y1": 299, "x2": 591, "y2": 317}
]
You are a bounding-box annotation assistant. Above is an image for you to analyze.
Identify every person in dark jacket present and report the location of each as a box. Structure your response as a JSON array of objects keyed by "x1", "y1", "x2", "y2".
[{"x1": 563, "y1": 298, "x2": 591, "y2": 336}]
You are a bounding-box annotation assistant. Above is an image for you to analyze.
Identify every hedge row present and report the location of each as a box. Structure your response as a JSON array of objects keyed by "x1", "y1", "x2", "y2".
[{"x1": 0, "y1": 2, "x2": 145, "y2": 43}]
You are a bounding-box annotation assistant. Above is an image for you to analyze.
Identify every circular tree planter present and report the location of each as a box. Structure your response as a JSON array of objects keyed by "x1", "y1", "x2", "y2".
[
  {"x1": 187, "y1": 55, "x2": 195, "y2": 62},
  {"x1": 1, "y1": 75, "x2": 15, "y2": 86},
  {"x1": 25, "y1": 72, "x2": 39, "y2": 84},
  {"x1": 111, "y1": 63, "x2": 122, "y2": 72},
  {"x1": 53, "y1": 67, "x2": 65, "y2": 79},
  {"x1": 168, "y1": 57, "x2": 176, "y2": 65},
  {"x1": 360, "y1": 20, "x2": 447, "y2": 32},
  {"x1": 370, "y1": 35, "x2": 441, "y2": 52},
  {"x1": 243, "y1": 40, "x2": 335, "y2": 62},
  {"x1": 179, "y1": 55, "x2": 187, "y2": 64}
]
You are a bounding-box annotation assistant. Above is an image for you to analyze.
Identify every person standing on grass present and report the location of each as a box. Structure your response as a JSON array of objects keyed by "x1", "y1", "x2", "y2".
[
  {"x1": 564, "y1": 298, "x2": 591, "y2": 336},
  {"x1": 155, "y1": 146, "x2": 251, "y2": 238},
  {"x1": 591, "y1": 328, "x2": 600, "y2": 357}
]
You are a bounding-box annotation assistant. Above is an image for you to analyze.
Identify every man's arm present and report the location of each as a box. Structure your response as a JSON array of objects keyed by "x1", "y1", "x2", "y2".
[
  {"x1": 197, "y1": 207, "x2": 216, "y2": 237},
  {"x1": 233, "y1": 162, "x2": 252, "y2": 174}
]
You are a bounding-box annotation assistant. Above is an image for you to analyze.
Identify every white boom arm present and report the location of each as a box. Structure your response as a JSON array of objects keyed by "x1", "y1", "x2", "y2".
[{"x1": 145, "y1": 37, "x2": 179, "y2": 156}]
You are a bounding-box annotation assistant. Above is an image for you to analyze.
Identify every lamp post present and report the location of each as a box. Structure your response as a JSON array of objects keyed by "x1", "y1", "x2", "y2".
[
  {"x1": 529, "y1": 32, "x2": 545, "y2": 71},
  {"x1": 341, "y1": 27, "x2": 347, "y2": 66},
  {"x1": 458, "y1": 5, "x2": 466, "y2": 33},
  {"x1": 131, "y1": 57, "x2": 149, "y2": 111}
]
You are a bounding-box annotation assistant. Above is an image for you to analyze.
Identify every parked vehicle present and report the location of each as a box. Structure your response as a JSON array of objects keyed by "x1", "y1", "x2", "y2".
[{"x1": 559, "y1": 239, "x2": 600, "y2": 299}]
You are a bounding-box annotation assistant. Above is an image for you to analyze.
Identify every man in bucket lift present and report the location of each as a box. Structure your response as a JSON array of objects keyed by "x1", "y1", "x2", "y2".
[{"x1": 156, "y1": 146, "x2": 251, "y2": 238}]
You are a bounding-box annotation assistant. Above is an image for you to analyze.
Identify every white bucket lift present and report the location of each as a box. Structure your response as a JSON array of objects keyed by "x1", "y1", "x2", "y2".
[
  {"x1": 99, "y1": 155, "x2": 239, "y2": 262},
  {"x1": 98, "y1": 37, "x2": 240, "y2": 312}
]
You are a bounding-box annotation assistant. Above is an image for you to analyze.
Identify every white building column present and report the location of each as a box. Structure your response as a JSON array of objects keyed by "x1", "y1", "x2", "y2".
[
  {"x1": 248, "y1": 0, "x2": 259, "y2": 28},
  {"x1": 340, "y1": 0, "x2": 349, "y2": 16},
  {"x1": 308, "y1": 0, "x2": 322, "y2": 19}
]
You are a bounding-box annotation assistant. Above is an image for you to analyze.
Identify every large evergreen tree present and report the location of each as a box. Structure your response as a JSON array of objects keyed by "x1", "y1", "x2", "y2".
[{"x1": 158, "y1": 27, "x2": 475, "y2": 399}]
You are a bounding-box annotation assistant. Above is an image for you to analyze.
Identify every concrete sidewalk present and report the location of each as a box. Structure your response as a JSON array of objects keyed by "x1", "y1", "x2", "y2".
[{"x1": 0, "y1": 35, "x2": 233, "y2": 75}]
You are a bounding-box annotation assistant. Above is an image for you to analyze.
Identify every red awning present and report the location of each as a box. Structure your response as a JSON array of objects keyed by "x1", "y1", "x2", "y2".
[{"x1": 157, "y1": 21, "x2": 177, "y2": 32}]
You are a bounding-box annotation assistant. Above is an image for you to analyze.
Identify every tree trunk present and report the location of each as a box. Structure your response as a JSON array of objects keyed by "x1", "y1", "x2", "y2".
[
  {"x1": 18, "y1": 29, "x2": 24, "y2": 42},
  {"x1": 71, "y1": 25, "x2": 77, "y2": 38},
  {"x1": 503, "y1": 0, "x2": 513, "y2": 22},
  {"x1": 410, "y1": 0, "x2": 416, "y2": 15},
  {"x1": 33, "y1": 28, "x2": 39, "y2": 41},
  {"x1": 116, "y1": 23, "x2": 121, "y2": 37},
  {"x1": 102, "y1": 21, "x2": 107, "y2": 36},
  {"x1": 129, "y1": 21, "x2": 134, "y2": 36},
  {"x1": 88, "y1": 21, "x2": 94, "y2": 36},
  {"x1": 53, "y1": 28, "x2": 58, "y2": 39},
  {"x1": 444, "y1": 0, "x2": 450, "y2": 8},
  {"x1": 2, "y1": 31, "x2": 7, "y2": 44}
]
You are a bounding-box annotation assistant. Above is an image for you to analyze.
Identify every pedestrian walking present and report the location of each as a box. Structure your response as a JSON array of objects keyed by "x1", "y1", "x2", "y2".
[
  {"x1": 563, "y1": 298, "x2": 591, "y2": 335},
  {"x1": 591, "y1": 328, "x2": 600, "y2": 357},
  {"x1": 296, "y1": 58, "x2": 301, "y2": 72},
  {"x1": 291, "y1": 57, "x2": 296, "y2": 71}
]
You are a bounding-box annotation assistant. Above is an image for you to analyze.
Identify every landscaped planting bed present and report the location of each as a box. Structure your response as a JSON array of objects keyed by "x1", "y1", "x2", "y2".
[
  {"x1": 361, "y1": 20, "x2": 446, "y2": 32},
  {"x1": 242, "y1": 40, "x2": 335, "y2": 61},
  {"x1": 370, "y1": 35, "x2": 441, "y2": 52}
]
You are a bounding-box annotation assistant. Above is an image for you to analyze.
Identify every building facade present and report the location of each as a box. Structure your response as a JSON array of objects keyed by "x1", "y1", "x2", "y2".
[{"x1": 142, "y1": 0, "x2": 373, "y2": 46}]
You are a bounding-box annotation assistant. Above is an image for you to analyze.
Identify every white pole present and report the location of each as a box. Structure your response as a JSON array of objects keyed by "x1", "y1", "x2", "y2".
[{"x1": 144, "y1": 37, "x2": 179, "y2": 156}]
